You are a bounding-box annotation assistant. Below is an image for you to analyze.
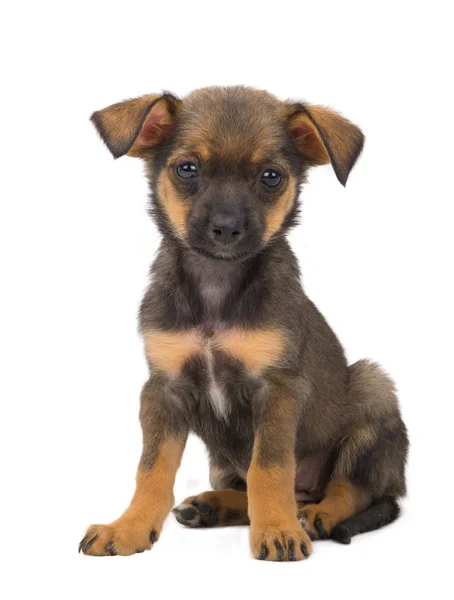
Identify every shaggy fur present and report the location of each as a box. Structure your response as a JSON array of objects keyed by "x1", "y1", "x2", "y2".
[{"x1": 79, "y1": 86, "x2": 408, "y2": 561}]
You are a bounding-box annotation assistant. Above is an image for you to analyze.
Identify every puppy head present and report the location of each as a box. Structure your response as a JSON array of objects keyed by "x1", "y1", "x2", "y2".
[{"x1": 92, "y1": 86, "x2": 364, "y2": 261}]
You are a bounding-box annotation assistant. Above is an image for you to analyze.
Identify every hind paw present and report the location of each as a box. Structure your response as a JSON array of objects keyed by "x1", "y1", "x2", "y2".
[{"x1": 298, "y1": 505, "x2": 336, "y2": 540}]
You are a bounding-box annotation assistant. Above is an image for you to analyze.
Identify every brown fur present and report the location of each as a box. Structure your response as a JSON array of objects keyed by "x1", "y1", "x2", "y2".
[
  {"x1": 176, "y1": 489, "x2": 250, "y2": 526},
  {"x1": 80, "y1": 437, "x2": 185, "y2": 556},
  {"x1": 214, "y1": 328, "x2": 287, "y2": 373},
  {"x1": 288, "y1": 112, "x2": 330, "y2": 165},
  {"x1": 299, "y1": 481, "x2": 369, "y2": 539},
  {"x1": 248, "y1": 463, "x2": 313, "y2": 559},
  {"x1": 246, "y1": 389, "x2": 312, "y2": 561},
  {"x1": 263, "y1": 177, "x2": 297, "y2": 241},
  {"x1": 144, "y1": 327, "x2": 287, "y2": 376},
  {"x1": 156, "y1": 170, "x2": 190, "y2": 239},
  {"x1": 144, "y1": 329, "x2": 202, "y2": 375},
  {"x1": 81, "y1": 86, "x2": 408, "y2": 562},
  {"x1": 91, "y1": 94, "x2": 180, "y2": 160},
  {"x1": 287, "y1": 103, "x2": 365, "y2": 186},
  {"x1": 248, "y1": 451, "x2": 297, "y2": 528},
  {"x1": 178, "y1": 478, "x2": 369, "y2": 533}
]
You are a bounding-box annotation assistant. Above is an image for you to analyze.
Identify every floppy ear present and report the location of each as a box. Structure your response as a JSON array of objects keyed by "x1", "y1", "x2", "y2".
[
  {"x1": 90, "y1": 92, "x2": 181, "y2": 159},
  {"x1": 286, "y1": 103, "x2": 365, "y2": 186}
]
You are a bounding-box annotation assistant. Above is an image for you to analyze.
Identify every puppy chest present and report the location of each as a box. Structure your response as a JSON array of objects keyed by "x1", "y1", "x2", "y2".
[{"x1": 143, "y1": 327, "x2": 287, "y2": 416}]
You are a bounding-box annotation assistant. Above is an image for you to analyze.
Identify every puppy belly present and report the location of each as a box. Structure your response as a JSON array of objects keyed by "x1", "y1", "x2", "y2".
[{"x1": 295, "y1": 453, "x2": 329, "y2": 502}]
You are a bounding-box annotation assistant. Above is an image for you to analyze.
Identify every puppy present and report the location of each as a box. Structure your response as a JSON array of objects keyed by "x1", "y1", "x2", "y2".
[{"x1": 79, "y1": 86, "x2": 408, "y2": 561}]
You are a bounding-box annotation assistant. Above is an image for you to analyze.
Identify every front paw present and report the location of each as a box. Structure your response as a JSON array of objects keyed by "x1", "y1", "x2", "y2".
[
  {"x1": 250, "y1": 521, "x2": 312, "y2": 562},
  {"x1": 173, "y1": 498, "x2": 219, "y2": 528},
  {"x1": 79, "y1": 522, "x2": 159, "y2": 556}
]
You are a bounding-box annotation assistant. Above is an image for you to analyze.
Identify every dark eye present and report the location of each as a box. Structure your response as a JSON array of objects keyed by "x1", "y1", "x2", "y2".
[
  {"x1": 261, "y1": 169, "x2": 282, "y2": 188},
  {"x1": 176, "y1": 162, "x2": 198, "y2": 180}
]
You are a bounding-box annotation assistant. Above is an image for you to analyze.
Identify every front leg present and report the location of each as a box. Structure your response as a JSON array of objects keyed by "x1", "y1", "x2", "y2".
[
  {"x1": 79, "y1": 375, "x2": 188, "y2": 556},
  {"x1": 248, "y1": 379, "x2": 312, "y2": 561}
]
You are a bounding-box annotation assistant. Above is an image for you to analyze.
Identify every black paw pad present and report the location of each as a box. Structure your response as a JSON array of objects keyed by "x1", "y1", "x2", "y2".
[
  {"x1": 173, "y1": 500, "x2": 220, "y2": 527},
  {"x1": 179, "y1": 506, "x2": 197, "y2": 521},
  {"x1": 191, "y1": 501, "x2": 219, "y2": 527},
  {"x1": 191, "y1": 500, "x2": 212, "y2": 515}
]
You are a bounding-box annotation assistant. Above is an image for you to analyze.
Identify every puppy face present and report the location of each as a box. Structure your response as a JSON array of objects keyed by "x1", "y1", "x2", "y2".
[
  {"x1": 158, "y1": 88, "x2": 301, "y2": 260},
  {"x1": 92, "y1": 87, "x2": 364, "y2": 260}
]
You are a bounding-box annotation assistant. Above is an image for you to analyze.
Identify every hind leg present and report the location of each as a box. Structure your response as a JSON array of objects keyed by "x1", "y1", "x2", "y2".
[
  {"x1": 173, "y1": 488, "x2": 249, "y2": 527},
  {"x1": 299, "y1": 418, "x2": 408, "y2": 540},
  {"x1": 298, "y1": 481, "x2": 370, "y2": 539},
  {"x1": 299, "y1": 361, "x2": 409, "y2": 541}
]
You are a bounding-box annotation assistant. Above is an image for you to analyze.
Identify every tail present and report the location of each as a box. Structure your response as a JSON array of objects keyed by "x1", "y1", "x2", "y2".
[{"x1": 330, "y1": 496, "x2": 400, "y2": 544}]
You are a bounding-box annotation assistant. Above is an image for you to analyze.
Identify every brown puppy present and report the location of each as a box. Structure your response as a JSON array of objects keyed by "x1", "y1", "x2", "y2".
[{"x1": 79, "y1": 86, "x2": 408, "y2": 561}]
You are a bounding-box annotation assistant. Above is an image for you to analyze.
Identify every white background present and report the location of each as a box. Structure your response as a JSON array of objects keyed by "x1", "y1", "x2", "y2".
[{"x1": 1, "y1": 1, "x2": 452, "y2": 598}]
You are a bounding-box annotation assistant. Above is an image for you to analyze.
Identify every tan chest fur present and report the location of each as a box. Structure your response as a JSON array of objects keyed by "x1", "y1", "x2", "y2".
[{"x1": 143, "y1": 327, "x2": 287, "y2": 377}]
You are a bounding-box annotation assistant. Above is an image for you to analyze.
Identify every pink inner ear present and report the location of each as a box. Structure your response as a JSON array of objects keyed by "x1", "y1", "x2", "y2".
[
  {"x1": 137, "y1": 114, "x2": 164, "y2": 145},
  {"x1": 290, "y1": 122, "x2": 317, "y2": 144},
  {"x1": 290, "y1": 123, "x2": 313, "y2": 139},
  {"x1": 290, "y1": 121, "x2": 324, "y2": 159},
  {"x1": 136, "y1": 104, "x2": 172, "y2": 146}
]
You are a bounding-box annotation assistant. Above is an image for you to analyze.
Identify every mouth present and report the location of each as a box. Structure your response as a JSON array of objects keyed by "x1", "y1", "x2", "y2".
[{"x1": 190, "y1": 244, "x2": 255, "y2": 262}]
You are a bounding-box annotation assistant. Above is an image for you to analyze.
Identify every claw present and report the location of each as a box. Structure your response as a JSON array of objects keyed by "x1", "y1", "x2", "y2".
[
  {"x1": 274, "y1": 539, "x2": 284, "y2": 561},
  {"x1": 105, "y1": 542, "x2": 117, "y2": 556},
  {"x1": 78, "y1": 535, "x2": 88, "y2": 553},
  {"x1": 288, "y1": 539, "x2": 296, "y2": 561},
  {"x1": 82, "y1": 534, "x2": 98, "y2": 554},
  {"x1": 258, "y1": 543, "x2": 268, "y2": 560},
  {"x1": 314, "y1": 516, "x2": 329, "y2": 539}
]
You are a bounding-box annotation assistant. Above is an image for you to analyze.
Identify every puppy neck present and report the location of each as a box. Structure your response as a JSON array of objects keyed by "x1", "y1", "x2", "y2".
[{"x1": 181, "y1": 250, "x2": 250, "y2": 320}]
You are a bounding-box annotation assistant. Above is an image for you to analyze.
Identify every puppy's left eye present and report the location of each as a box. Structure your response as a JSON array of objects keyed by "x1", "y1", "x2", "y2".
[{"x1": 261, "y1": 169, "x2": 282, "y2": 188}]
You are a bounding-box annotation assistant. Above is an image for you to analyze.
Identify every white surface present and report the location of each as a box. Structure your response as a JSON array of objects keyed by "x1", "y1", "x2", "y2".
[{"x1": 1, "y1": 1, "x2": 452, "y2": 598}]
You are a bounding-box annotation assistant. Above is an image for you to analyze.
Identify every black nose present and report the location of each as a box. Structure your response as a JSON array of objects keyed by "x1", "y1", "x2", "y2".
[{"x1": 209, "y1": 214, "x2": 244, "y2": 245}]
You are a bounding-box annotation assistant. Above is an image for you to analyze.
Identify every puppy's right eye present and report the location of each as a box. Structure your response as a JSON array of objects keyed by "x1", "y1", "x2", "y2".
[{"x1": 176, "y1": 162, "x2": 198, "y2": 180}]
